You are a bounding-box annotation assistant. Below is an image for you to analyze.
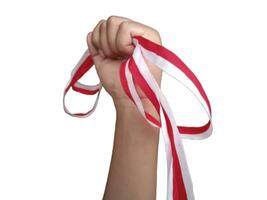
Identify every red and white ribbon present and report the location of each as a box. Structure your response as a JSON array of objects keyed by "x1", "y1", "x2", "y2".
[{"x1": 63, "y1": 36, "x2": 212, "y2": 200}]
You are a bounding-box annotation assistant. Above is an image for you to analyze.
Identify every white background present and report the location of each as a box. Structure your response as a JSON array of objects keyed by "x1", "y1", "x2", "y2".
[{"x1": 0, "y1": 0, "x2": 266, "y2": 199}]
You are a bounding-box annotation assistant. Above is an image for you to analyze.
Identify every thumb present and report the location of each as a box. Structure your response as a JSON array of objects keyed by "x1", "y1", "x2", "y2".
[{"x1": 87, "y1": 32, "x2": 104, "y2": 68}]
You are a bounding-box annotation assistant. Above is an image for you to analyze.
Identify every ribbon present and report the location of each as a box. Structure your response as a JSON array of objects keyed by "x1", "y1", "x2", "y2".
[{"x1": 63, "y1": 36, "x2": 212, "y2": 200}]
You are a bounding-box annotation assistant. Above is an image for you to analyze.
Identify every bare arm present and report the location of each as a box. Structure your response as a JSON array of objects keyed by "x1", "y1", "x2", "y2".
[
  {"x1": 103, "y1": 101, "x2": 159, "y2": 200},
  {"x1": 87, "y1": 16, "x2": 162, "y2": 200}
]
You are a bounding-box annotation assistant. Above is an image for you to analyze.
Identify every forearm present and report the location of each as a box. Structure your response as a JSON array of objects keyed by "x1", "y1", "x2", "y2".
[{"x1": 103, "y1": 100, "x2": 160, "y2": 200}]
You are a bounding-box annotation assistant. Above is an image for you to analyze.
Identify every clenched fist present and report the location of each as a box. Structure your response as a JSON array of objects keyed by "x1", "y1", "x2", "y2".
[{"x1": 87, "y1": 16, "x2": 162, "y2": 110}]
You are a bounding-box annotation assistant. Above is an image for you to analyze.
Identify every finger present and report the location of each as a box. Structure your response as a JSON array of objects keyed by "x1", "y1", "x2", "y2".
[
  {"x1": 91, "y1": 19, "x2": 105, "y2": 51},
  {"x1": 106, "y1": 16, "x2": 131, "y2": 55},
  {"x1": 99, "y1": 21, "x2": 114, "y2": 58},
  {"x1": 87, "y1": 32, "x2": 104, "y2": 67},
  {"x1": 116, "y1": 21, "x2": 161, "y2": 56},
  {"x1": 87, "y1": 32, "x2": 98, "y2": 56}
]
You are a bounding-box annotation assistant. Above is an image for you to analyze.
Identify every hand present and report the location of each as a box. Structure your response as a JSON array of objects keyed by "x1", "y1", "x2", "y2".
[{"x1": 87, "y1": 16, "x2": 162, "y2": 111}]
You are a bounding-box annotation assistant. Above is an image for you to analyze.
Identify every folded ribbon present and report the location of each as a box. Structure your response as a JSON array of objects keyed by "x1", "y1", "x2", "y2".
[{"x1": 63, "y1": 36, "x2": 213, "y2": 200}]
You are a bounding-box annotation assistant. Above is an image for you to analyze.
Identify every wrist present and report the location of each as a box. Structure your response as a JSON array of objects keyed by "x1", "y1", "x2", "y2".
[
  {"x1": 113, "y1": 98, "x2": 160, "y2": 145},
  {"x1": 113, "y1": 97, "x2": 160, "y2": 122},
  {"x1": 112, "y1": 98, "x2": 137, "y2": 115}
]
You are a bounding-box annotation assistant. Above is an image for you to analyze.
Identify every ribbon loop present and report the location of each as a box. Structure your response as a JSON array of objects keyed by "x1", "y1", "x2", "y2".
[{"x1": 63, "y1": 50, "x2": 102, "y2": 118}]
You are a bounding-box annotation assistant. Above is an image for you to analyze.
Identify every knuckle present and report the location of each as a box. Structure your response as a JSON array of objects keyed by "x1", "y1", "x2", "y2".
[
  {"x1": 96, "y1": 19, "x2": 105, "y2": 30},
  {"x1": 107, "y1": 16, "x2": 117, "y2": 26},
  {"x1": 99, "y1": 21, "x2": 106, "y2": 31},
  {"x1": 99, "y1": 19, "x2": 106, "y2": 24},
  {"x1": 119, "y1": 21, "x2": 130, "y2": 30}
]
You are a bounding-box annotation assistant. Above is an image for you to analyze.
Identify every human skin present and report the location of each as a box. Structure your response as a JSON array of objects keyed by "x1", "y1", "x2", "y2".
[{"x1": 87, "y1": 16, "x2": 162, "y2": 200}]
